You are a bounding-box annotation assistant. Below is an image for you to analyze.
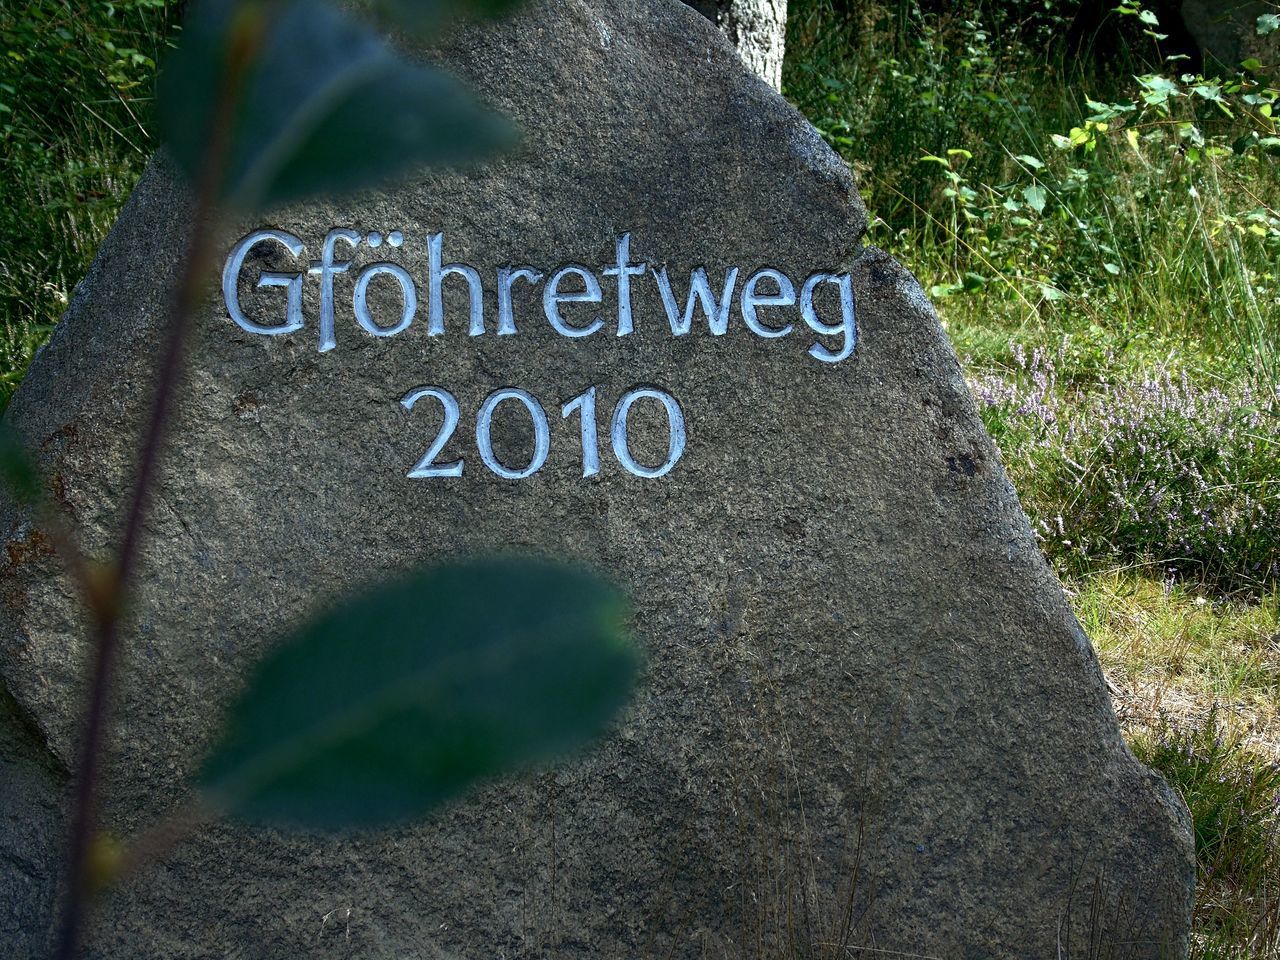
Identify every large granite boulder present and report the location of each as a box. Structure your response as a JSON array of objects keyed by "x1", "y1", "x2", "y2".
[
  {"x1": 0, "y1": 0, "x2": 1194, "y2": 957},
  {"x1": 1182, "y1": 0, "x2": 1280, "y2": 69}
]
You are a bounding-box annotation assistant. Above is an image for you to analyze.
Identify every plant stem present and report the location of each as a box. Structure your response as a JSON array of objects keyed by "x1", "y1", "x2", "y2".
[
  {"x1": 53, "y1": 11, "x2": 264, "y2": 956},
  {"x1": 54, "y1": 176, "x2": 219, "y2": 960},
  {"x1": 115, "y1": 802, "x2": 214, "y2": 881}
]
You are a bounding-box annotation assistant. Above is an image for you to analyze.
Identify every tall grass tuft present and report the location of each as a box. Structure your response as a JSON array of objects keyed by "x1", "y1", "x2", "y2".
[{"x1": 1132, "y1": 711, "x2": 1280, "y2": 958}]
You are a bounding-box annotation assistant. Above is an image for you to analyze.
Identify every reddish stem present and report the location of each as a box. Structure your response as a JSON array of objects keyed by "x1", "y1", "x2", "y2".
[{"x1": 53, "y1": 11, "x2": 264, "y2": 956}]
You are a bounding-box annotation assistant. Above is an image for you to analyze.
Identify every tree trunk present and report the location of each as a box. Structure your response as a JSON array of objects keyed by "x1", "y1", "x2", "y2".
[{"x1": 686, "y1": 0, "x2": 787, "y2": 91}]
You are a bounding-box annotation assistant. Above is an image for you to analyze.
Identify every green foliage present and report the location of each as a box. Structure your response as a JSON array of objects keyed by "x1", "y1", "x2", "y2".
[
  {"x1": 0, "y1": 0, "x2": 177, "y2": 411},
  {"x1": 785, "y1": 0, "x2": 1280, "y2": 381},
  {"x1": 788, "y1": 1, "x2": 1075, "y2": 236},
  {"x1": 199, "y1": 558, "x2": 640, "y2": 830},
  {"x1": 0, "y1": 0, "x2": 166, "y2": 139},
  {"x1": 1131, "y1": 711, "x2": 1280, "y2": 955},
  {"x1": 157, "y1": 0, "x2": 514, "y2": 211}
]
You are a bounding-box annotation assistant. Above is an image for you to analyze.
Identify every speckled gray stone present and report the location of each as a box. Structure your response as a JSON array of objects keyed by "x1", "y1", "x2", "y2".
[
  {"x1": 0, "y1": 1, "x2": 1193, "y2": 957},
  {"x1": 1182, "y1": 0, "x2": 1280, "y2": 70}
]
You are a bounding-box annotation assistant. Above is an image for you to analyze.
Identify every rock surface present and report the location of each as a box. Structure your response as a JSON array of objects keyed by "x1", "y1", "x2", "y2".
[
  {"x1": 0, "y1": 0, "x2": 1194, "y2": 957},
  {"x1": 686, "y1": 0, "x2": 787, "y2": 89},
  {"x1": 1182, "y1": 0, "x2": 1280, "y2": 69}
]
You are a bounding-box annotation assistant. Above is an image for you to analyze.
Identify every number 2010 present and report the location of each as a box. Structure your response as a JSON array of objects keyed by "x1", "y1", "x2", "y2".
[{"x1": 400, "y1": 385, "x2": 687, "y2": 480}]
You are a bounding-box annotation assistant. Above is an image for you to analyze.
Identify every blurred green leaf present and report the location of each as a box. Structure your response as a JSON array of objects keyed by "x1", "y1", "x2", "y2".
[
  {"x1": 375, "y1": 0, "x2": 523, "y2": 32},
  {"x1": 0, "y1": 425, "x2": 41, "y2": 504},
  {"x1": 199, "y1": 557, "x2": 641, "y2": 830},
  {"x1": 156, "y1": 0, "x2": 514, "y2": 210},
  {"x1": 1257, "y1": 13, "x2": 1280, "y2": 36}
]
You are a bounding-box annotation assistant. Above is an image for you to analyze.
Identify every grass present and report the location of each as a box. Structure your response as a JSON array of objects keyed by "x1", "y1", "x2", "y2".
[
  {"x1": 786, "y1": 0, "x2": 1280, "y2": 382},
  {"x1": 0, "y1": 0, "x2": 174, "y2": 409},
  {"x1": 1074, "y1": 572, "x2": 1280, "y2": 774}
]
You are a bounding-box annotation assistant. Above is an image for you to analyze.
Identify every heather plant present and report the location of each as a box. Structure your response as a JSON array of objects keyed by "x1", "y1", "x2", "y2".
[
  {"x1": 972, "y1": 345, "x2": 1279, "y2": 595},
  {"x1": 0, "y1": 0, "x2": 178, "y2": 409}
]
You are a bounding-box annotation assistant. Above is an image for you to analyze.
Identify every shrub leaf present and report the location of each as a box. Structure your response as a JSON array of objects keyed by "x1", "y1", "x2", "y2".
[{"x1": 198, "y1": 558, "x2": 640, "y2": 830}]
